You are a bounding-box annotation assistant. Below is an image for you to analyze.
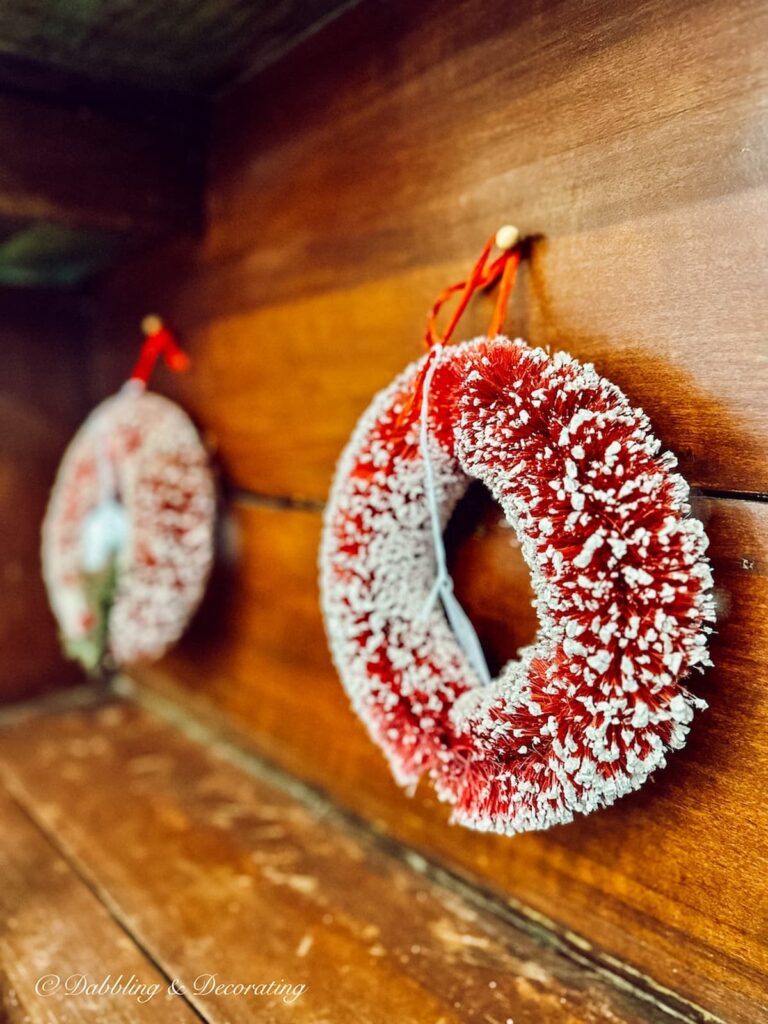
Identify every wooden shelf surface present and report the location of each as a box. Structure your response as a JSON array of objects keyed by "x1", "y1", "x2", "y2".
[{"x1": 0, "y1": 694, "x2": 688, "y2": 1024}]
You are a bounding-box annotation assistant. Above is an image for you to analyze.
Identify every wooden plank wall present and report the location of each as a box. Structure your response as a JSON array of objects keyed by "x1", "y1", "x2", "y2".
[
  {"x1": 0, "y1": 289, "x2": 88, "y2": 701},
  {"x1": 90, "y1": 1, "x2": 768, "y2": 1020}
]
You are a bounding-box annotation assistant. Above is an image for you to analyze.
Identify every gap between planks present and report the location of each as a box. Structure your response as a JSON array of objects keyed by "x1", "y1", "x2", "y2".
[
  {"x1": 228, "y1": 486, "x2": 768, "y2": 513},
  {"x1": 0, "y1": 686, "x2": 219, "y2": 1023}
]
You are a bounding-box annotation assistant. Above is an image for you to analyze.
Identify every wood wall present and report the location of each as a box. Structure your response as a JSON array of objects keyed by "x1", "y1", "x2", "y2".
[
  {"x1": 0, "y1": 288, "x2": 88, "y2": 700},
  {"x1": 91, "y1": 1, "x2": 768, "y2": 1020}
]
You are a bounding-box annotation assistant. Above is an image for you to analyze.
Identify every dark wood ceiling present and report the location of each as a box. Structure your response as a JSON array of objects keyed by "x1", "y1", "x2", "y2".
[
  {"x1": 0, "y1": 0, "x2": 350, "y2": 95},
  {"x1": 0, "y1": 1, "x2": 352, "y2": 286}
]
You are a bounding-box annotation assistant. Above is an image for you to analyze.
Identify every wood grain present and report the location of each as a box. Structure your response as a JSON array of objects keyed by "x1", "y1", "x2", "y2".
[
  {"x1": 0, "y1": 289, "x2": 87, "y2": 702},
  {"x1": 0, "y1": 784, "x2": 198, "y2": 1023},
  {"x1": 91, "y1": 0, "x2": 768, "y2": 494},
  {"x1": 128, "y1": 495, "x2": 768, "y2": 1024},
  {"x1": 0, "y1": 698, "x2": 682, "y2": 1024},
  {"x1": 206, "y1": 0, "x2": 768, "y2": 269}
]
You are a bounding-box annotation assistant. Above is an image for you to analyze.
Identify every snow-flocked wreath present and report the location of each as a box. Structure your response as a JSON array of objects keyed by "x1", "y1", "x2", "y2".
[
  {"x1": 320, "y1": 233, "x2": 714, "y2": 835},
  {"x1": 42, "y1": 319, "x2": 215, "y2": 673}
]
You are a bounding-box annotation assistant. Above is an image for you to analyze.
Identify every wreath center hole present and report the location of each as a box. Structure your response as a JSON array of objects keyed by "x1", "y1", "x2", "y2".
[{"x1": 444, "y1": 482, "x2": 538, "y2": 679}]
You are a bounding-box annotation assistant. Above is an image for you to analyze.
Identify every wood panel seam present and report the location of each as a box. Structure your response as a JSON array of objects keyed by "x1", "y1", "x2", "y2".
[
  {"x1": 227, "y1": 483, "x2": 768, "y2": 512},
  {"x1": 228, "y1": 486, "x2": 768, "y2": 511},
  {"x1": 693, "y1": 488, "x2": 768, "y2": 504},
  {"x1": 229, "y1": 488, "x2": 326, "y2": 513}
]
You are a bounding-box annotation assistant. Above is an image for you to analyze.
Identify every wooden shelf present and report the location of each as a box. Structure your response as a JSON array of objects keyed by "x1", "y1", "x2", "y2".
[{"x1": 0, "y1": 692, "x2": 683, "y2": 1024}]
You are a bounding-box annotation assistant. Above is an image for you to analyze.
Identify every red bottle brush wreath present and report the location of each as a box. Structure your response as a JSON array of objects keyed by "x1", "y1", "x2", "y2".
[
  {"x1": 42, "y1": 318, "x2": 215, "y2": 673},
  {"x1": 320, "y1": 228, "x2": 715, "y2": 834}
]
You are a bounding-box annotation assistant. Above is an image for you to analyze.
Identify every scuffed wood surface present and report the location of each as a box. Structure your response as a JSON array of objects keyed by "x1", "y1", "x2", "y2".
[
  {"x1": 0, "y1": 785, "x2": 198, "y2": 1022},
  {"x1": 0, "y1": 699, "x2": 674, "y2": 1024},
  {"x1": 130, "y1": 496, "x2": 768, "y2": 1024}
]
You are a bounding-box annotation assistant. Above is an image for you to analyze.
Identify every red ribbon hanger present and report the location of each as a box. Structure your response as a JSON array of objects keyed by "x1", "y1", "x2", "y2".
[
  {"x1": 129, "y1": 315, "x2": 190, "y2": 386},
  {"x1": 425, "y1": 225, "x2": 522, "y2": 349}
]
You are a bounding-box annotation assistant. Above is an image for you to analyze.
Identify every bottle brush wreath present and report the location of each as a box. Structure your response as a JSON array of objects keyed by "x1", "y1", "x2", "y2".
[
  {"x1": 42, "y1": 317, "x2": 215, "y2": 674},
  {"x1": 320, "y1": 228, "x2": 715, "y2": 835}
]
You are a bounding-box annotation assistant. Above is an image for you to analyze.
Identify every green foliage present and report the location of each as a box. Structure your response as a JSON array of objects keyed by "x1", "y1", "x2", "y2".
[{"x1": 62, "y1": 557, "x2": 119, "y2": 675}]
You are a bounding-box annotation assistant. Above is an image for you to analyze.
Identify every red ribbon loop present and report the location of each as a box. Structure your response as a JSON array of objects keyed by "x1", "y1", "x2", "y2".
[
  {"x1": 425, "y1": 234, "x2": 521, "y2": 349},
  {"x1": 129, "y1": 319, "x2": 190, "y2": 386}
]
